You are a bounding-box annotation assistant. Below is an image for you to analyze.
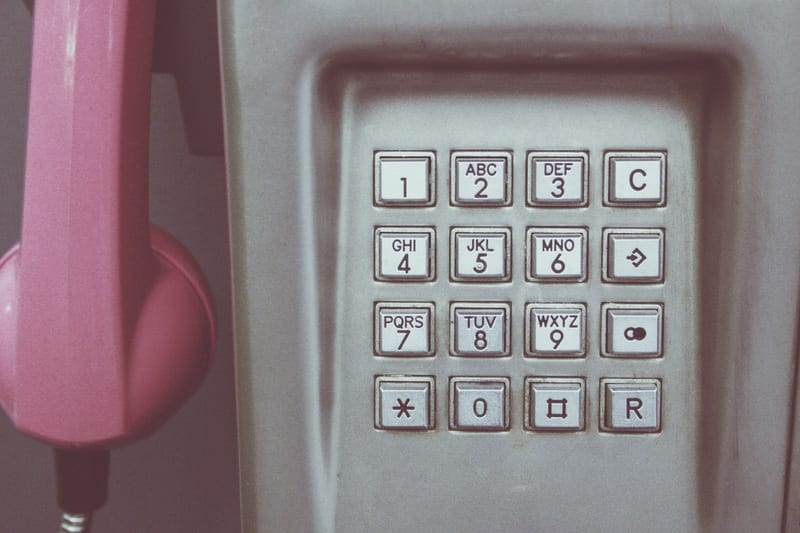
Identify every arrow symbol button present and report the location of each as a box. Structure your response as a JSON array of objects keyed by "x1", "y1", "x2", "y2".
[{"x1": 626, "y1": 248, "x2": 647, "y2": 268}]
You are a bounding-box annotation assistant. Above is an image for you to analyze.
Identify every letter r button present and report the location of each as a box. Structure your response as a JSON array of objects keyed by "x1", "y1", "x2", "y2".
[{"x1": 601, "y1": 379, "x2": 661, "y2": 433}]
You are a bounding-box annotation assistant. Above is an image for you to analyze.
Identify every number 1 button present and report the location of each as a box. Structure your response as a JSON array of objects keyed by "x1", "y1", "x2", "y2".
[{"x1": 374, "y1": 151, "x2": 435, "y2": 207}]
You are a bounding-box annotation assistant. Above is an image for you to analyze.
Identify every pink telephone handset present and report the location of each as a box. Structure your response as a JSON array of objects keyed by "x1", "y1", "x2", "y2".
[{"x1": 0, "y1": 0, "x2": 215, "y2": 448}]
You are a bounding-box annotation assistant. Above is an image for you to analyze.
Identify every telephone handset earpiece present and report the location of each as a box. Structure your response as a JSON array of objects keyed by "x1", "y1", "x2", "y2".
[{"x1": 0, "y1": 0, "x2": 215, "y2": 447}]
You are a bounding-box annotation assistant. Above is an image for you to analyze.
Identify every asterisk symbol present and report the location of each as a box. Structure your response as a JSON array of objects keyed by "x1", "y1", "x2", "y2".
[{"x1": 392, "y1": 398, "x2": 415, "y2": 418}]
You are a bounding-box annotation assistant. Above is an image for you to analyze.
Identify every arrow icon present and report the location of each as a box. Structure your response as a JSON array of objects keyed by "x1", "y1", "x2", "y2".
[{"x1": 626, "y1": 248, "x2": 647, "y2": 268}]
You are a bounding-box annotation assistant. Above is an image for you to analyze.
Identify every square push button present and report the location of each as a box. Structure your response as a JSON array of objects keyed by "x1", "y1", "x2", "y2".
[
  {"x1": 374, "y1": 303, "x2": 434, "y2": 356},
  {"x1": 374, "y1": 151, "x2": 435, "y2": 206},
  {"x1": 602, "y1": 303, "x2": 662, "y2": 358},
  {"x1": 601, "y1": 379, "x2": 661, "y2": 433},
  {"x1": 450, "y1": 302, "x2": 510, "y2": 357},
  {"x1": 375, "y1": 227, "x2": 435, "y2": 281},
  {"x1": 527, "y1": 151, "x2": 588, "y2": 206},
  {"x1": 527, "y1": 227, "x2": 587, "y2": 282},
  {"x1": 450, "y1": 151, "x2": 511, "y2": 206},
  {"x1": 449, "y1": 377, "x2": 510, "y2": 431},
  {"x1": 525, "y1": 303, "x2": 586, "y2": 358},
  {"x1": 603, "y1": 228, "x2": 664, "y2": 283},
  {"x1": 375, "y1": 376, "x2": 435, "y2": 430},
  {"x1": 525, "y1": 378, "x2": 585, "y2": 431},
  {"x1": 605, "y1": 151, "x2": 666, "y2": 206},
  {"x1": 451, "y1": 227, "x2": 511, "y2": 282}
]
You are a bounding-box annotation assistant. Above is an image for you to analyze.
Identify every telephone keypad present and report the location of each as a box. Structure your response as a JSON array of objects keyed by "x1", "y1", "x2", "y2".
[{"x1": 372, "y1": 148, "x2": 668, "y2": 433}]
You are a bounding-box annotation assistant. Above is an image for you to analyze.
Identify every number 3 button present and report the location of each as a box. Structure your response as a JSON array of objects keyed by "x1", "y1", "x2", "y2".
[{"x1": 527, "y1": 151, "x2": 588, "y2": 206}]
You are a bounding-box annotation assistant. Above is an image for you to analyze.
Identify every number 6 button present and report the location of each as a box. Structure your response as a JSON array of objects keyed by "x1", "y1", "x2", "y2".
[
  {"x1": 526, "y1": 227, "x2": 588, "y2": 282},
  {"x1": 451, "y1": 227, "x2": 511, "y2": 282}
]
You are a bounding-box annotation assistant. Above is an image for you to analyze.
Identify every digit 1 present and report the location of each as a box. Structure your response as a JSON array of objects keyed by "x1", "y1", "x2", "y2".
[{"x1": 400, "y1": 177, "x2": 408, "y2": 198}]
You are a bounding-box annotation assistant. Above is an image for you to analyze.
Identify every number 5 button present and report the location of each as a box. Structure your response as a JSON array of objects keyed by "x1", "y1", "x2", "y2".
[
  {"x1": 451, "y1": 227, "x2": 511, "y2": 282},
  {"x1": 527, "y1": 151, "x2": 588, "y2": 206}
]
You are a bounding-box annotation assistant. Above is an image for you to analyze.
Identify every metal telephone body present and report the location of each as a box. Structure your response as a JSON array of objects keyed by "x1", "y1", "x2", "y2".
[{"x1": 219, "y1": 2, "x2": 800, "y2": 531}]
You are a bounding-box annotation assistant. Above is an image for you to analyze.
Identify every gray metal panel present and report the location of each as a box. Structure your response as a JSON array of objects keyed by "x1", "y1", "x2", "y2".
[{"x1": 218, "y1": 1, "x2": 800, "y2": 531}]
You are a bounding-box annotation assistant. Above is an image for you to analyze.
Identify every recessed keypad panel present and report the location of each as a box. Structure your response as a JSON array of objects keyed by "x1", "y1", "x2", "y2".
[{"x1": 331, "y1": 67, "x2": 701, "y2": 532}]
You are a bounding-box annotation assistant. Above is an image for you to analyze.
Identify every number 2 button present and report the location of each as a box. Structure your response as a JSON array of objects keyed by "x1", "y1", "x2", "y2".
[{"x1": 450, "y1": 151, "x2": 512, "y2": 206}]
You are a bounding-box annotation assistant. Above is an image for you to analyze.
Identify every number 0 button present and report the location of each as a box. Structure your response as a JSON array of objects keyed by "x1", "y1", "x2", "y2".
[
  {"x1": 375, "y1": 227, "x2": 435, "y2": 281},
  {"x1": 449, "y1": 377, "x2": 510, "y2": 431}
]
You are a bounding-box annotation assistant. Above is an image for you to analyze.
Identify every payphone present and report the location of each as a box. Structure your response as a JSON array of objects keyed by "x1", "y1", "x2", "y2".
[{"x1": 218, "y1": 1, "x2": 800, "y2": 531}]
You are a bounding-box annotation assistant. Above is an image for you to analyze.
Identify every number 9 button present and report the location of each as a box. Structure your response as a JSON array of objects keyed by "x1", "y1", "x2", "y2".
[{"x1": 525, "y1": 303, "x2": 586, "y2": 358}]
